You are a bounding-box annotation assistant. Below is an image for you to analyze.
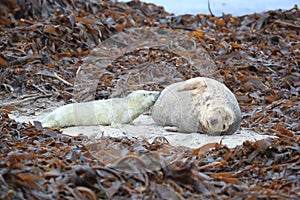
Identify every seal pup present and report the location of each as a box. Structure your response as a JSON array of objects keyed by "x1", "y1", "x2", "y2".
[
  {"x1": 41, "y1": 90, "x2": 160, "y2": 128},
  {"x1": 152, "y1": 77, "x2": 241, "y2": 135}
]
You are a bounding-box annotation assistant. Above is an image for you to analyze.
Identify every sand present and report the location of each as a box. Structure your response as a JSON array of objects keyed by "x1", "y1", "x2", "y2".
[{"x1": 9, "y1": 110, "x2": 274, "y2": 149}]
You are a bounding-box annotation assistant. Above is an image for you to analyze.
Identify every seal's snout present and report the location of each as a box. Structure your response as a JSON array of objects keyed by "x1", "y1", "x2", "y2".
[{"x1": 205, "y1": 106, "x2": 236, "y2": 135}]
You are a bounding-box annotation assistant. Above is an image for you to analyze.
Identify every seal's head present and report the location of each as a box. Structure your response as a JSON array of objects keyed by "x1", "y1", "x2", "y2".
[
  {"x1": 127, "y1": 90, "x2": 160, "y2": 109},
  {"x1": 202, "y1": 106, "x2": 237, "y2": 136}
]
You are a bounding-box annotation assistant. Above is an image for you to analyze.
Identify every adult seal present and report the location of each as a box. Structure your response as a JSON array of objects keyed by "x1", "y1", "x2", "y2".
[
  {"x1": 41, "y1": 90, "x2": 160, "y2": 128},
  {"x1": 152, "y1": 77, "x2": 241, "y2": 135}
]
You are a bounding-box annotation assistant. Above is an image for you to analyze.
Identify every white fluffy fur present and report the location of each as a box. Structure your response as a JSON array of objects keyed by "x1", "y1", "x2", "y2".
[{"x1": 41, "y1": 90, "x2": 160, "y2": 128}]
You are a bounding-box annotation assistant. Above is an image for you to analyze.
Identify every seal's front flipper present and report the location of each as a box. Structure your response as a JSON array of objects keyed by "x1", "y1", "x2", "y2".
[{"x1": 176, "y1": 78, "x2": 208, "y2": 93}]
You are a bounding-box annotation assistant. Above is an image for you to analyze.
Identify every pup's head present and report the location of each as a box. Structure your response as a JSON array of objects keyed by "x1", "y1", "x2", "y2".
[
  {"x1": 127, "y1": 90, "x2": 160, "y2": 108},
  {"x1": 202, "y1": 106, "x2": 237, "y2": 136}
]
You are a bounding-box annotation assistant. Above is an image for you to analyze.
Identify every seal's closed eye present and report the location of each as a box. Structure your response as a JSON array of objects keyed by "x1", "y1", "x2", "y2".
[{"x1": 210, "y1": 118, "x2": 218, "y2": 126}]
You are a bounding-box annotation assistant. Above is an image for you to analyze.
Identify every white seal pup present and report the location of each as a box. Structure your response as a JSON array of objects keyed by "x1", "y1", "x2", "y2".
[
  {"x1": 152, "y1": 77, "x2": 241, "y2": 135},
  {"x1": 41, "y1": 90, "x2": 160, "y2": 128}
]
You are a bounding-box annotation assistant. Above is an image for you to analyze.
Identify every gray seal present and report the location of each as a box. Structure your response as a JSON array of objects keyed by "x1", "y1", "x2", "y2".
[{"x1": 152, "y1": 77, "x2": 241, "y2": 135}]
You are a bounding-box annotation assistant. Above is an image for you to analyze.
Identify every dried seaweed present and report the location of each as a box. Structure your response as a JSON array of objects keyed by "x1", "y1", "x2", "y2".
[
  {"x1": 1, "y1": 1, "x2": 298, "y2": 134},
  {"x1": 0, "y1": 0, "x2": 299, "y2": 199},
  {"x1": 1, "y1": 111, "x2": 299, "y2": 199}
]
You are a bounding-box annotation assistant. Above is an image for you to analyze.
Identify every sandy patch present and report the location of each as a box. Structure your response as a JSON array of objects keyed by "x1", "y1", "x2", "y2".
[{"x1": 9, "y1": 111, "x2": 274, "y2": 149}]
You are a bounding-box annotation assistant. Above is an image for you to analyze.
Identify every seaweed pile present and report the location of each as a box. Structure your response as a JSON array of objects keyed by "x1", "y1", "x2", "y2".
[
  {"x1": 1, "y1": 111, "x2": 299, "y2": 199},
  {"x1": 0, "y1": 0, "x2": 299, "y2": 199}
]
